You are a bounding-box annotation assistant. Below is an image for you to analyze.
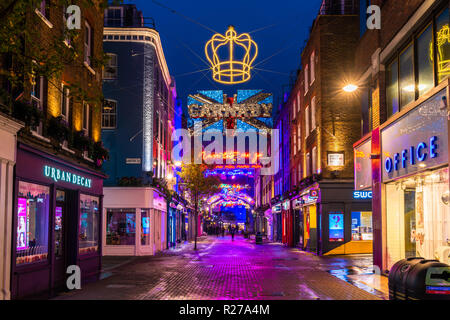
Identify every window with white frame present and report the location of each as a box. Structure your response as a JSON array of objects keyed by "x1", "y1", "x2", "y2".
[
  {"x1": 310, "y1": 51, "x2": 315, "y2": 84},
  {"x1": 31, "y1": 76, "x2": 44, "y2": 135},
  {"x1": 83, "y1": 102, "x2": 90, "y2": 135},
  {"x1": 297, "y1": 122, "x2": 301, "y2": 152},
  {"x1": 305, "y1": 105, "x2": 310, "y2": 136},
  {"x1": 304, "y1": 64, "x2": 309, "y2": 94},
  {"x1": 103, "y1": 53, "x2": 118, "y2": 80},
  {"x1": 311, "y1": 96, "x2": 316, "y2": 131},
  {"x1": 297, "y1": 91, "x2": 301, "y2": 114},
  {"x1": 102, "y1": 99, "x2": 117, "y2": 129},
  {"x1": 84, "y1": 21, "x2": 93, "y2": 66},
  {"x1": 293, "y1": 131, "x2": 297, "y2": 155},
  {"x1": 292, "y1": 100, "x2": 296, "y2": 119},
  {"x1": 306, "y1": 152, "x2": 311, "y2": 177},
  {"x1": 61, "y1": 85, "x2": 70, "y2": 119},
  {"x1": 312, "y1": 146, "x2": 318, "y2": 174}
]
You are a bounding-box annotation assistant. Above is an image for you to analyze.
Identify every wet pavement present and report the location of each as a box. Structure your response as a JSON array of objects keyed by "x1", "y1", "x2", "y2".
[{"x1": 55, "y1": 236, "x2": 383, "y2": 300}]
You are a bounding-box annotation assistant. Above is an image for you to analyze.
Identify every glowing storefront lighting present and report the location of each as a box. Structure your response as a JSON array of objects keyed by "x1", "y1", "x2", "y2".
[{"x1": 205, "y1": 26, "x2": 258, "y2": 85}]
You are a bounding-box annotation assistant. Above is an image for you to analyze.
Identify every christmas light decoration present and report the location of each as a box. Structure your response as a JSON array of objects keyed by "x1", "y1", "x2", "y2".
[{"x1": 205, "y1": 26, "x2": 258, "y2": 84}]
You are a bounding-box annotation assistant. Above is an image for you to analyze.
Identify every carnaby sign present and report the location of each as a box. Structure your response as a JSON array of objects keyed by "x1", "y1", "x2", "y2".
[{"x1": 188, "y1": 92, "x2": 272, "y2": 119}]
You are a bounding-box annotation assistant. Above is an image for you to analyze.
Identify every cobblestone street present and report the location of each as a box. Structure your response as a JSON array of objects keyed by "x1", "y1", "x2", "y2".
[{"x1": 56, "y1": 236, "x2": 383, "y2": 300}]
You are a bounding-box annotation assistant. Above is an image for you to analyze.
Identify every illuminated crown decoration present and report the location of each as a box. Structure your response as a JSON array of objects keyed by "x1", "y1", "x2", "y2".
[
  {"x1": 431, "y1": 24, "x2": 450, "y2": 79},
  {"x1": 205, "y1": 26, "x2": 258, "y2": 85}
]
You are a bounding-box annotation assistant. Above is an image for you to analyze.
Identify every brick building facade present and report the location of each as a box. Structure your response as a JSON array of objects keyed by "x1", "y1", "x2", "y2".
[{"x1": 0, "y1": 1, "x2": 107, "y2": 299}]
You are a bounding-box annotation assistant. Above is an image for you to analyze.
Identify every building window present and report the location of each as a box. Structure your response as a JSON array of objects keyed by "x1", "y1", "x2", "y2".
[
  {"x1": 351, "y1": 211, "x2": 373, "y2": 241},
  {"x1": 141, "y1": 209, "x2": 151, "y2": 245},
  {"x1": 399, "y1": 43, "x2": 415, "y2": 108},
  {"x1": 385, "y1": 167, "x2": 450, "y2": 269},
  {"x1": 312, "y1": 146, "x2": 318, "y2": 174},
  {"x1": 385, "y1": 7, "x2": 450, "y2": 119},
  {"x1": 386, "y1": 60, "x2": 399, "y2": 117},
  {"x1": 304, "y1": 64, "x2": 309, "y2": 94},
  {"x1": 105, "y1": 8, "x2": 123, "y2": 27},
  {"x1": 102, "y1": 99, "x2": 117, "y2": 129},
  {"x1": 31, "y1": 76, "x2": 44, "y2": 135},
  {"x1": 79, "y1": 194, "x2": 99, "y2": 255},
  {"x1": 84, "y1": 21, "x2": 93, "y2": 66},
  {"x1": 305, "y1": 105, "x2": 310, "y2": 136},
  {"x1": 297, "y1": 122, "x2": 301, "y2": 152},
  {"x1": 106, "y1": 209, "x2": 136, "y2": 246},
  {"x1": 436, "y1": 8, "x2": 449, "y2": 83},
  {"x1": 61, "y1": 85, "x2": 70, "y2": 119},
  {"x1": 417, "y1": 25, "x2": 434, "y2": 96},
  {"x1": 103, "y1": 53, "x2": 118, "y2": 80},
  {"x1": 311, "y1": 96, "x2": 316, "y2": 131},
  {"x1": 16, "y1": 182, "x2": 50, "y2": 265},
  {"x1": 293, "y1": 132, "x2": 297, "y2": 155},
  {"x1": 83, "y1": 102, "x2": 90, "y2": 135},
  {"x1": 310, "y1": 51, "x2": 315, "y2": 84},
  {"x1": 306, "y1": 152, "x2": 311, "y2": 177}
]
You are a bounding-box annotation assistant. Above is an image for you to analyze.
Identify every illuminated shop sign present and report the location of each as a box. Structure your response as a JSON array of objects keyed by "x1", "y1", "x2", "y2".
[
  {"x1": 353, "y1": 191, "x2": 373, "y2": 199},
  {"x1": 381, "y1": 90, "x2": 448, "y2": 182},
  {"x1": 384, "y1": 137, "x2": 438, "y2": 173},
  {"x1": 43, "y1": 165, "x2": 92, "y2": 188},
  {"x1": 329, "y1": 212, "x2": 344, "y2": 242}
]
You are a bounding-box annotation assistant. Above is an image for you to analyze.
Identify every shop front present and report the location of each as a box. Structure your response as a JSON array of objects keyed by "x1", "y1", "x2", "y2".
[
  {"x1": 0, "y1": 115, "x2": 22, "y2": 300},
  {"x1": 281, "y1": 200, "x2": 292, "y2": 246},
  {"x1": 12, "y1": 143, "x2": 105, "y2": 299},
  {"x1": 381, "y1": 89, "x2": 450, "y2": 271},
  {"x1": 296, "y1": 183, "x2": 373, "y2": 255},
  {"x1": 271, "y1": 203, "x2": 282, "y2": 242},
  {"x1": 102, "y1": 187, "x2": 167, "y2": 256}
]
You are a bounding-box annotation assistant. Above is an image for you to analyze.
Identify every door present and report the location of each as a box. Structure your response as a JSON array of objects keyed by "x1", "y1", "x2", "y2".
[{"x1": 53, "y1": 190, "x2": 67, "y2": 288}]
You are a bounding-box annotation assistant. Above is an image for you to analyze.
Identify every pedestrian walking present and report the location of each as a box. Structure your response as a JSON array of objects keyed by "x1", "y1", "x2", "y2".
[{"x1": 230, "y1": 225, "x2": 236, "y2": 241}]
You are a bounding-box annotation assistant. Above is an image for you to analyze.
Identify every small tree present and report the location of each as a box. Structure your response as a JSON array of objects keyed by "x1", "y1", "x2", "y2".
[{"x1": 179, "y1": 163, "x2": 220, "y2": 250}]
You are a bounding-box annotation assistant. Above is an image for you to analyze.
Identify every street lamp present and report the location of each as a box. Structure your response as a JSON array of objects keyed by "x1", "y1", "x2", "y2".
[{"x1": 343, "y1": 84, "x2": 358, "y2": 93}]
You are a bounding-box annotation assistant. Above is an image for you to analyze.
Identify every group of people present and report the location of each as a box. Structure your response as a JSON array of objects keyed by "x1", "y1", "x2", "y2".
[{"x1": 208, "y1": 224, "x2": 239, "y2": 240}]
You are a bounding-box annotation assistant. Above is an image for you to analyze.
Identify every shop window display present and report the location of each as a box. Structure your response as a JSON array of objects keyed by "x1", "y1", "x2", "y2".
[
  {"x1": 141, "y1": 209, "x2": 151, "y2": 245},
  {"x1": 16, "y1": 182, "x2": 50, "y2": 265},
  {"x1": 351, "y1": 211, "x2": 373, "y2": 241},
  {"x1": 79, "y1": 194, "x2": 99, "y2": 254},
  {"x1": 386, "y1": 167, "x2": 450, "y2": 269},
  {"x1": 106, "y1": 209, "x2": 136, "y2": 245}
]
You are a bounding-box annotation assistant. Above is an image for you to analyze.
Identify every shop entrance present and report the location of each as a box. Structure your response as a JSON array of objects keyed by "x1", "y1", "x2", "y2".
[{"x1": 53, "y1": 189, "x2": 68, "y2": 289}]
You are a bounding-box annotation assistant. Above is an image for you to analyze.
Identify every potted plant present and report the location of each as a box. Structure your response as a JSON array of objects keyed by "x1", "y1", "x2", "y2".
[
  {"x1": 12, "y1": 99, "x2": 42, "y2": 129},
  {"x1": 71, "y1": 130, "x2": 92, "y2": 155},
  {"x1": 91, "y1": 141, "x2": 109, "y2": 167},
  {"x1": 46, "y1": 116, "x2": 70, "y2": 147}
]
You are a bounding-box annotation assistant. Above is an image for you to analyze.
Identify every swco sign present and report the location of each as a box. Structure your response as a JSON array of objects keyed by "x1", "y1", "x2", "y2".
[{"x1": 44, "y1": 165, "x2": 92, "y2": 188}]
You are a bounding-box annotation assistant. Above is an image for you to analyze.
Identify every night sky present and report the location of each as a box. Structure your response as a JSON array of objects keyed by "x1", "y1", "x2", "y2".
[{"x1": 124, "y1": 0, "x2": 322, "y2": 108}]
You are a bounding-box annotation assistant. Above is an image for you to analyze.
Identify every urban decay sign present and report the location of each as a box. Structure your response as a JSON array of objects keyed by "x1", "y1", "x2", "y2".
[
  {"x1": 44, "y1": 165, "x2": 92, "y2": 188},
  {"x1": 381, "y1": 90, "x2": 448, "y2": 181}
]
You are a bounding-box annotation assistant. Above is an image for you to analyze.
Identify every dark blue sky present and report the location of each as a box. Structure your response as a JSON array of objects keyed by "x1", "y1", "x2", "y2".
[{"x1": 124, "y1": 0, "x2": 322, "y2": 107}]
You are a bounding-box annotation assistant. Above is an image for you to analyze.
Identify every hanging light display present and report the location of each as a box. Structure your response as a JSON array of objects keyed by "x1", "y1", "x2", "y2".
[{"x1": 205, "y1": 26, "x2": 258, "y2": 85}]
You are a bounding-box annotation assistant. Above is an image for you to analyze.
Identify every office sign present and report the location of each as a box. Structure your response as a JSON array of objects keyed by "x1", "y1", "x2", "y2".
[{"x1": 381, "y1": 89, "x2": 448, "y2": 182}]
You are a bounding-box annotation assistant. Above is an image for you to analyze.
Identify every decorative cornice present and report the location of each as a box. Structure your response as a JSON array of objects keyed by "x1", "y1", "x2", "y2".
[{"x1": 103, "y1": 27, "x2": 171, "y2": 86}]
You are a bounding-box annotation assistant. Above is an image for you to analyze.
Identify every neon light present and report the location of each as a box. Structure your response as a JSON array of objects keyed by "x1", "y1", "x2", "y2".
[
  {"x1": 205, "y1": 26, "x2": 258, "y2": 84},
  {"x1": 43, "y1": 165, "x2": 92, "y2": 188}
]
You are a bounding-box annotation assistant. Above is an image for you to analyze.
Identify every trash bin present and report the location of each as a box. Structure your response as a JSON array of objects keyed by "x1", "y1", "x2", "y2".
[
  {"x1": 388, "y1": 257, "x2": 424, "y2": 300},
  {"x1": 405, "y1": 260, "x2": 450, "y2": 300}
]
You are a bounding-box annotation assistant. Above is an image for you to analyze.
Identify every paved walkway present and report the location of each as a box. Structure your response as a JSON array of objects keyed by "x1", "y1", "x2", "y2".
[{"x1": 56, "y1": 236, "x2": 382, "y2": 300}]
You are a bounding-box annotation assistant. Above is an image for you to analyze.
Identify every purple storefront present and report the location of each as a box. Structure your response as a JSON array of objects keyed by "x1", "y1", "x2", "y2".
[{"x1": 11, "y1": 143, "x2": 105, "y2": 299}]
